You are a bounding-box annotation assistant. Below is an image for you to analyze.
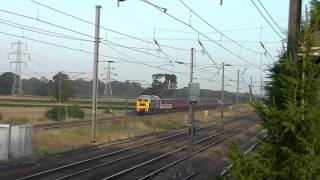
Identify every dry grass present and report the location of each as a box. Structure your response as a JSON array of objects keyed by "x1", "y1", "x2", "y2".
[
  {"x1": 0, "y1": 101, "x2": 252, "y2": 155},
  {"x1": 33, "y1": 114, "x2": 186, "y2": 155},
  {"x1": 0, "y1": 106, "x2": 126, "y2": 124},
  {"x1": 0, "y1": 107, "x2": 48, "y2": 119},
  {"x1": 33, "y1": 106, "x2": 247, "y2": 155},
  {"x1": 0, "y1": 95, "x2": 53, "y2": 100},
  {"x1": 34, "y1": 120, "x2": 162, "y2": 155},
  {"x1": 0, "y1": 107, "x2": 49, "y2": 124},
  {"x1": 0, "y1": 95, "x2": 132, "y2": 124}
]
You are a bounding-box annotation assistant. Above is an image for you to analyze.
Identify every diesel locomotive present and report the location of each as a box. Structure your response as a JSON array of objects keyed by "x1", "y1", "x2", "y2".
[{"x1": 136, "y1": 95, "x2": 221, "y2": 115}]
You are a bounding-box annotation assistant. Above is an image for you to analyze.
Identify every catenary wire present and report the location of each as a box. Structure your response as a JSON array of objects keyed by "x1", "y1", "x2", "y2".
[
  {"x1": 178, "y1": 0, "x2": 262, "y2": 54},
  {"x1": 3, "y1": 2, "x2": 269, "y2": 85},
  {"x1": 249, "y1": 0, "x2": 285, "y2": 40},
  {"x1": 29, "y1": 0, "x2": 191, "y2": 52},
  {"x1": 260, "y1": 41, "x2": 276, "y2": 63},
  {"x1": 139, "y1": 0, "x2": 264, "y2": 71},
  {"x1": 28, "y1": 1, "x2": 268, "y2": 74},
  {"x1": 0, "y1": 31, "x2": 189, "y2": 76},
  {"x1": 0, "y1": 31, "x2": 223, "y2": 83},
  {"x1": 0, "y1": 9, "x2": 190, "y2": 68},
  {"x1": 106, "y1": 37, "x2": 281, "y2": 44},
  {"x1": 0, "y1": 18, "x2": 94, "y2": 42},
  {"x1": 257, "y1": 0, "x2": 286, "y2": 36}
]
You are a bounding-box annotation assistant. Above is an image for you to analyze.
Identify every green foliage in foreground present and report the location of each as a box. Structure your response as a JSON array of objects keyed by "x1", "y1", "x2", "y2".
[
  {"x1": 44, "y1": 106, "x2": 66, "y2": 121},
  {"x1": 226, "y1": 27, "x2": 320, "y2": 179},
  {"x1": 67, "y1": 104, "x2": 85, "y2": 119}
]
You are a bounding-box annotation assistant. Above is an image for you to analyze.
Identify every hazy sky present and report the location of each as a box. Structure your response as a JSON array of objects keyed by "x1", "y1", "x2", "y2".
[{"x1": 0, "y1": 0, "x2": 309, "y2": 94}]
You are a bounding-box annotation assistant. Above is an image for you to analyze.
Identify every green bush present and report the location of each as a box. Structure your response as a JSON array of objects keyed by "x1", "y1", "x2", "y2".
[
  {"x1": 0, "y1": 112, "x2": 2, "y2": 120},
  {"x1": 67, "y1": 104, "x2": 85, "y2": 119},
  {"x1": 44, "y1": 106, "x2": 66, "y2": 121}
]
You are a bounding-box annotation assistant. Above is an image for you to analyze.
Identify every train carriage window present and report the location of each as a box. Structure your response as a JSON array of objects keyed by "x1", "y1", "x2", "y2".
[
  {"x1": 142, "y1": 99, "x2": 148, "y2": 102},
  {"x1": 138, "y1": 99, "x2": 143, "y2": 102}
]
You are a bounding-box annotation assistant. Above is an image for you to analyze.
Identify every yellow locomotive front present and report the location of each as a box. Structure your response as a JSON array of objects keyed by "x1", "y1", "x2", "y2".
[
  {"x1": 136, "y1": 96, "x2": 150, "y2": 114},
  {"x1": 136, "y1": 95, "x2": 161, "y2": 114}
]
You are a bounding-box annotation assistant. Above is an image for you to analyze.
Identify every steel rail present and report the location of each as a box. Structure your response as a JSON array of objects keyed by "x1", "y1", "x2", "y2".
[
  {"x1": 219, "y1": 133, "x2": 268, "y2": 176},
  {"x1": 16, "y1": 130, "x2": 186, "y2": 180},
  {"x1": 16, "y1": 115, "x2": 254, "y2": 180},
  {"x1": 138, "y1": 122, "x2": 260, "y2": 180},
  {"x1": 34, "y1": 104, "x2": 230, "y2": 130},
  {"x1": 101, "y1": 121, "x2": 257, "y2": 180},
  {"x1": 54, "y1": 118, "x2": 256, "y2": 180},
  {"x1": 182, "y1": 171, "x2": 198, "y2": 180},
  {"x1": 16, "y1": 115, "x2": 252, "y2": 180}
]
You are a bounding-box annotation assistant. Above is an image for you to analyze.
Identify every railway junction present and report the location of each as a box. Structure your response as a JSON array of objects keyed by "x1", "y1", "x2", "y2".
[{"x1": 0, "y1": 112, "x2": 264, "y2": 180}]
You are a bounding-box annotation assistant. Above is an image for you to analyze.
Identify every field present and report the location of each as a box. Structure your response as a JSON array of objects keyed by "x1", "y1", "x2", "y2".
[
  {"x1": 0, "y1": 95, "x2": 136, "y2": 108},
  {"x1": 33, "y1": 107, "x2": 250, "y2": 156},
  {"x1": 0, "y1": 95, "x2": 251, "y2": 157},
  {"x1": 0, "y1": 95, "x2": 135, "y2": 124}
]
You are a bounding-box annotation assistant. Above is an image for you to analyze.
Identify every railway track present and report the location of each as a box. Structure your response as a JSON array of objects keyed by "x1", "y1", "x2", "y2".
[
  {"x1": 14, "y1": 114, "x2": 258, "y2": 180},
  {"x1": 219, "y1": 133, "x2": 268, "y2": 177},
  {"x1": 101, "y1": 121, "x2": 258, "y2": 180},
  {"x1": 34, "y1": 105, "x2": 230, "y2": 130}
]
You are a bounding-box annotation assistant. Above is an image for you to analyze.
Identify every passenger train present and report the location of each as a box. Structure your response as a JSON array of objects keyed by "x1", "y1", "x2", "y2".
[{"x1": 136, "y1": 95, "x2": 221, "y2": 115}]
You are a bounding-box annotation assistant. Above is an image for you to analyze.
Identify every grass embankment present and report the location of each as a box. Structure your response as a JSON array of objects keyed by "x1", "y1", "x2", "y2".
[
  {"x1": 0, "y1": 106, "x2": 130, "y2": 125},
  {"x1": 0, "y1": 95, "x2": 136, "y2": 107},
  {"x1": 33, "y1": 107, "x2": 246, "y2": 156},
  {"x1": 0, "y1": 95, "x2": 135, "y2": 124},
  {"x1": 0, "y1": 107, "x2": 49, "y2": 124}
]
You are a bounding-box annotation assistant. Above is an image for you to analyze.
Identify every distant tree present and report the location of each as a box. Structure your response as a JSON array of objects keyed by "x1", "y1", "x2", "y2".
[
  {"x1": 0, "y1": 72, "x2": 17, "y2": 95},
  {"x1": 74, "y1": 78, "x2": 92, "y2": 96},
  {"x1": 110, "y1": 80, "x2": 145, "y2": 97},
  {"x1": 126, "y1": 81, "x2": 145, "y2": 97},
  {"x1": 22, "y1": 77, "x2": 39, "y2": 95},
  {"x1": 144, "y1": 73, "x2": 177, "y2": 98},
  {"x1": 52, "y1": 72, "x2": 74, "y2": 102},
  {"x1": 36, "y1": 77, "x2": 53, "y2": 96},
  {"x1": 64, "y1": 78, "x2": 146, "y2": 97}
]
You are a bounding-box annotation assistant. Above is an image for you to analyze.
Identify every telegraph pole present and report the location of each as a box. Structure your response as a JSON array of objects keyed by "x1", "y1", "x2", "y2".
[
  {"x1": 250, "y1": 76, "x2": 253, "y2": 103},
  {"x1": 104, "y1": 61, "x2": 114, "y2": 97},
  {"x1": 187, "y1": 47, "x2": 196, "y2": 174},
  {"x1": 287, "y1": 0, "x2": 302, "y2": 56},
  {"x1": 287, "y1": 0, "x2": 303, "y2": 121},
  {"x1": 236, "y1": 69, "x2": 239, "y2": 112},
  {"x1": 8, "y1": 41, "x2": 30, "y2": 96},
  {"x1": 260, "y1": 78, "x2": 264, "y2": 103},
  {"x1": 190, "y1": 48, "x2": 194, "y2": 83},
  {"x1": 58, "y1": 72, "x2": 62, "y2": 121},
  {"x1": 91, "y1": 5, "x2": 101, "y2": 143},
  {"x1": 220, "y1": 62, "x2": 225, "y2": 118}
]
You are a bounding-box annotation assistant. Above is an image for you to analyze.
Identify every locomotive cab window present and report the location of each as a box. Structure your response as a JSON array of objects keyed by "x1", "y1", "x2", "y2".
[{"x1": 138, "y1": 99, "x2": 148, "y2": 102}]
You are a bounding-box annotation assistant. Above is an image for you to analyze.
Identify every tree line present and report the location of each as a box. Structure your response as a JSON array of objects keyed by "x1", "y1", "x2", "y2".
[
  {"x1": 0, "y1": 72, "x2": 249, "y2": 103},
  {"x1": 0, "y1": 72, "x2": 145, "y2": 101}
]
